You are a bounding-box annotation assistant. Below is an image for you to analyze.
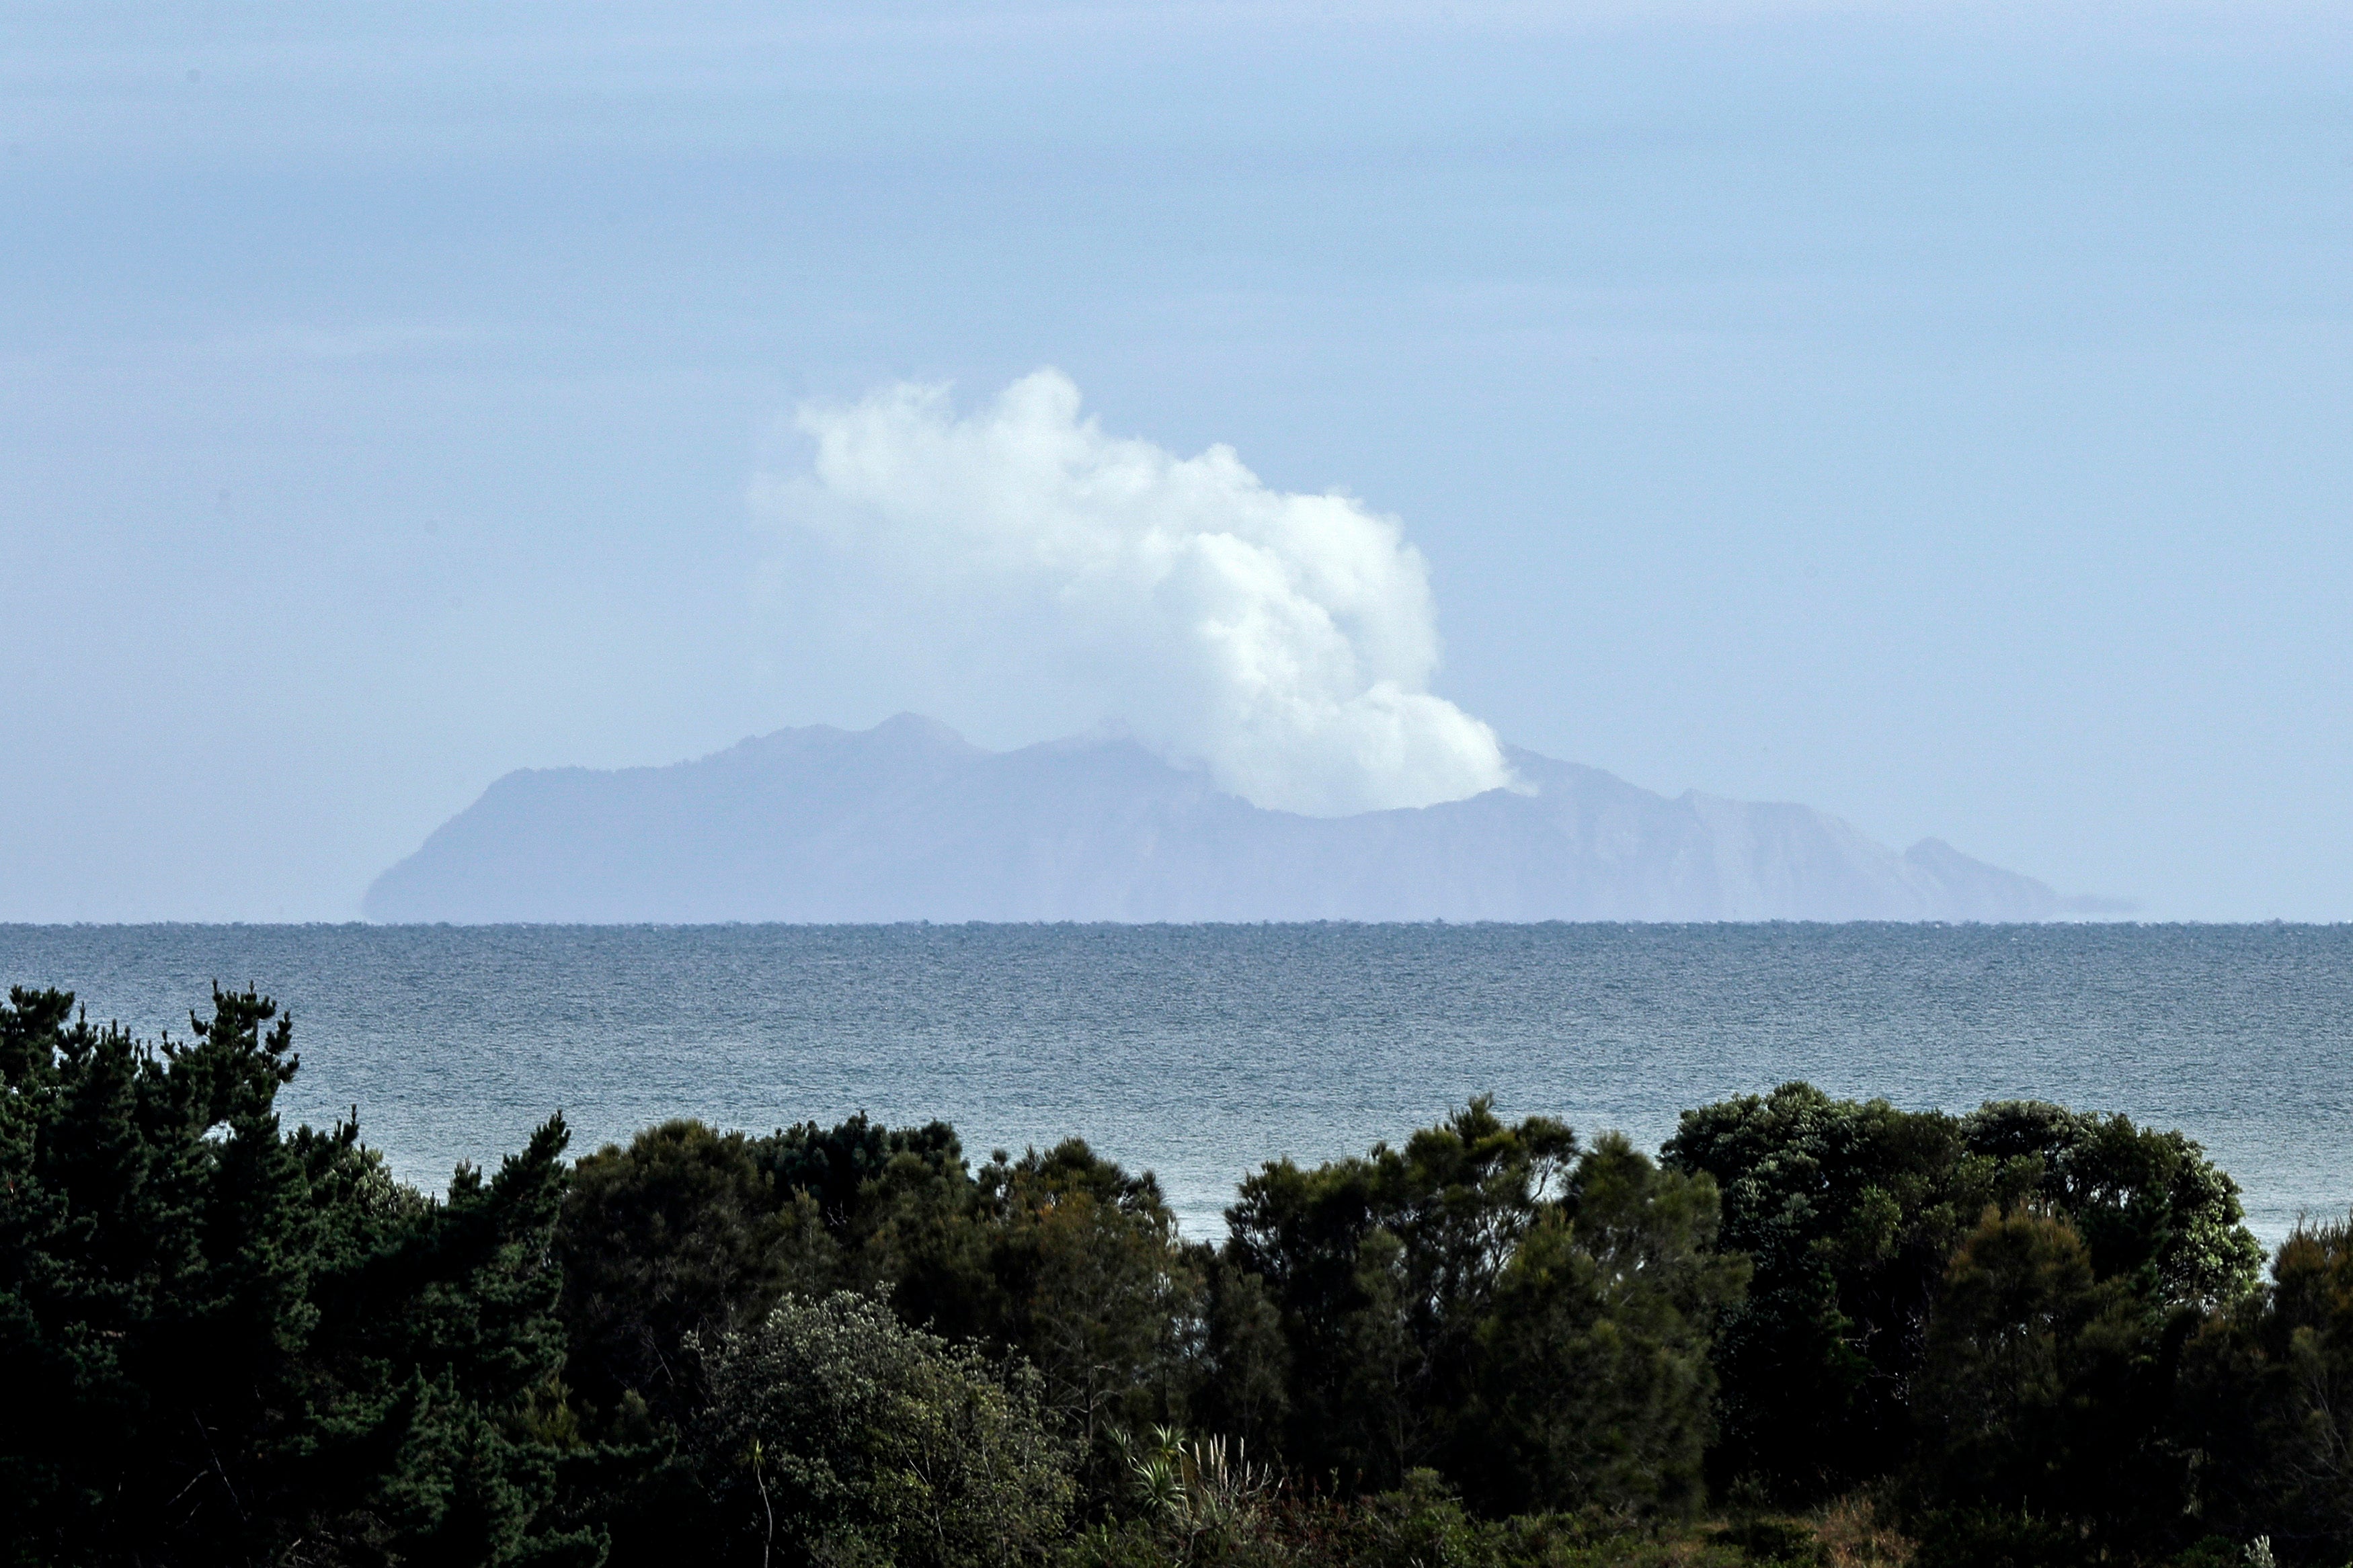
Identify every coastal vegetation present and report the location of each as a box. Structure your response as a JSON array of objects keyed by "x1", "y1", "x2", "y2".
[{"x1": 1, "y1": 984, "x2": 2347, "y2": 1567}]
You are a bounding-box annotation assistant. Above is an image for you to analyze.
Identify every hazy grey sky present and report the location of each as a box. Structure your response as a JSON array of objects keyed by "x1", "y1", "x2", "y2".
[{"x1": 3, "y1": 1, "x2": 2348, "y2": 921}]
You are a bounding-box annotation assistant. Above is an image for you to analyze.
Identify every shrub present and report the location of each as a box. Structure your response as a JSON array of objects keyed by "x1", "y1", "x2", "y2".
[{"x1": 698, "y1": 1290, "x2": 1075, "y2": 1568}]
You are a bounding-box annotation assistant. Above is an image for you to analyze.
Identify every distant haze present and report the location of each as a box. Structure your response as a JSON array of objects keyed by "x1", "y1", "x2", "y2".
[
  {"x1": 3, "y1": 2, "x2": 2350, "y2": 919},
  {"x1": 364, "y1": 714, "x2": 2102, "y2": 924}
]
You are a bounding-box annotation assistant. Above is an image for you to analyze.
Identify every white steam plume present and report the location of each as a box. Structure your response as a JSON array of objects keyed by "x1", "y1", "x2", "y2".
[{"x1": 758, "y1": 370, "x2": 1513, "y2": 817}]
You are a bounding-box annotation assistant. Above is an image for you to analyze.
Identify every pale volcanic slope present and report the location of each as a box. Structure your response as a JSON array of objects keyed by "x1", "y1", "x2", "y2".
[{"x1": 364, "y1": 715, "x2": 2090, "y2": 924}]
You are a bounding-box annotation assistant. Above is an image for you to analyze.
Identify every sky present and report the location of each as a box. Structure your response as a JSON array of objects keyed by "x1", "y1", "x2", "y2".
[{"x1": 2, "y1": 0, "x2": 2349, "y2": 921}]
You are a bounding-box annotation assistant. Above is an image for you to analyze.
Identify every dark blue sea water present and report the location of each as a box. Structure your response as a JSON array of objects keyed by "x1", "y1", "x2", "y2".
[{"x1": 2, "y1": 923, "x2": 2346, "y2": 1245}]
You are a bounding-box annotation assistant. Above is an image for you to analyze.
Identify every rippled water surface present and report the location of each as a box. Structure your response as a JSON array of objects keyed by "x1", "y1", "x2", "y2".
[{"x1": 3, "y1": 923, "x2": 2346, "y2": 1243}]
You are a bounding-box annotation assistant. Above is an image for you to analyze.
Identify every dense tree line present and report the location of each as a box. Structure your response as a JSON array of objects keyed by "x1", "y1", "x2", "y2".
[{"x1": 2, "y1": 984, "x2": 2347, "y2": 1567}]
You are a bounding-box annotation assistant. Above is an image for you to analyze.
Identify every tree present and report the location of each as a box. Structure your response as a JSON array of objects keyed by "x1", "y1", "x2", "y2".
[
  {"x1": 1959, "y1": 1100, "x2": 2264, "y2": 1311},
  {"x1": 1466, "y1": 1134, "x2": 1748, "y2": 1517},
  {"x1": 698, "y1": 1291, "x2": 1074, "y2": 1568},
  {"x1": 2178, "y1": 1212, "x2": 2353, "y2": 1564},
  {"x1": 555, "y1": 1115, "x2": 975, "y2": 1434},
  {"x1": 1184, "y1": 1249, "x2": 1291, "y2": 1457},
  {"x1": 1661, "y1": 1084, "x2": 1990, "y2": 1497},
  {"x1": 557, "y1": 1117, "x2": 1201, "y2": 1476},
  {"x1": 1223, "y1": 1098, "x2": 1578, "y2": 1489},
  {"x1": 0, "y1": 984, "x2": 598, "y2": 1567},
  {"x1": 558, "y1": 1120, "x2": 795, "y2": 1426},
  {"x1": 1907, "y1": 1208, "x2": 2184, "y2": 1565},
  {"x1": 1219, "y1": 1102, "x2": 1742, "y2": 1515},
  {"x1": 970, "y1": 1141, "x2": 1197, "y2": 1446},
  {"x1": 1663, "y1": 1083, "x2": 2262, "y2": 1501}
]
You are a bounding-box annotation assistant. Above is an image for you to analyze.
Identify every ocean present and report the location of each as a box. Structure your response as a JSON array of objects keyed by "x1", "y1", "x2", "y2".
[{"x1": 2, "y1": 922, "x2": 2345, "y2": 1245}]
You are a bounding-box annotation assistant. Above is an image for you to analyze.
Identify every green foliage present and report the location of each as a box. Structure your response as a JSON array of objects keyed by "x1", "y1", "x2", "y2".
[
  {"x1": 2176, "y1": 1212, "x2": 2353, "y2": 1564},
  {"x1": 1716, "y1": 1516, "x2": 1820, "y2": 1567},
  {"x1": 1663, "y1": 1085, "x2": 1991, "y2": 1498},
  {"x1": 699, "y1": 1289, "x2": 1076, "y2": 1568},
  {"x1": 1062, "y1": 1472, "x2": 1762, "y2": 1568},
  {"x1": 1470, "y1": 1134, "x2": 1750, "y2": 1516},
  {"x1": 1109, "y1": 1423, "x2": 1278, "y2": 1567},
  {"x1": 1222, "y1": 1098, "x2": 1579, "y2": 1489},
  {"x1": 1907, "y1": 1505, "x2": 2082, "y2": 1568},
  {"x1": 0, "y1": 984, "x2": 598, "y2": 1567},
  {"x1": 1958, "y1": 1102, "x2": 2266, "y2": 1312},
  {"x1": 967, "y1": 1141, "x2": 1201, "y2": 1454},
  {"x1": 558, "y1": 1119, "x2": 796, "y2": 1425},
  {"x1": 1221, "y1": 1102, "x2": 1743, "y2": 1516},
  {"x1": 556, "y1": 1118, "x2": 1197, "y2": 1460},
  {"x1": 1663, "y1": 1082, "x2": 2262, "y2": 1501},
  {"x1": 1186, "y1": 1250, "x2": 1292, "y2": 1454},
  {"x1": 561, "y1": 1100, "x2": 1738, "y2": 1536},
  {"x1": 761, "y1": 1113, "x2": 969, "y2": 1231},
  {"x1": 8, "y1": 975, "x2": 2339, "y2": 1568},
  {"x1": 1907, "y1": 1209, "x2": 2186, "y2": 1561}
]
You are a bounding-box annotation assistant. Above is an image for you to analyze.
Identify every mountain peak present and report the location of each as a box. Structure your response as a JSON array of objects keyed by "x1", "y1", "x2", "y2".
[
  {"x1": 364, "y1": 720, "x2": 2093, "y2": 923},
  {"x1": 869, "y1": 712, "x2": 980, "y2": 748}
]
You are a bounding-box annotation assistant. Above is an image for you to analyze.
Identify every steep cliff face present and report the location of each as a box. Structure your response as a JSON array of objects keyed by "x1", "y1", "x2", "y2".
[{"x1": 363, "y1": 715, "x2": 2083, "y2": 923}]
